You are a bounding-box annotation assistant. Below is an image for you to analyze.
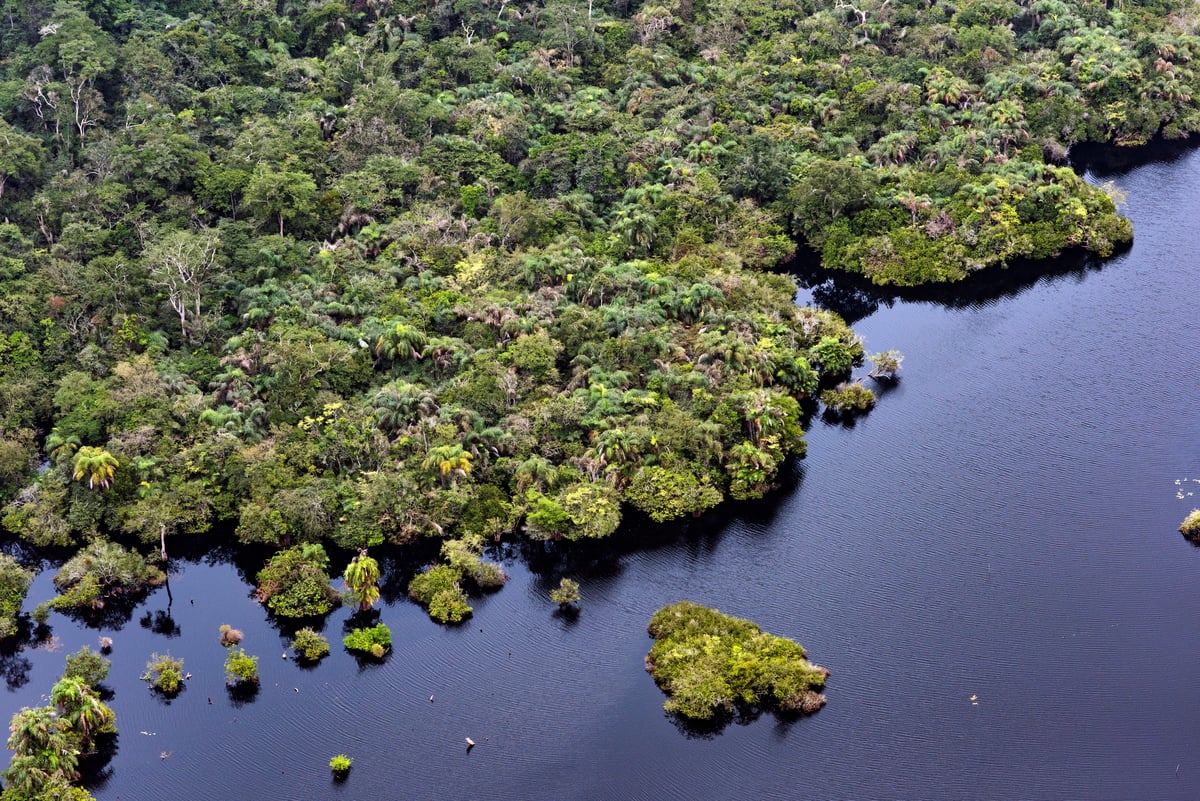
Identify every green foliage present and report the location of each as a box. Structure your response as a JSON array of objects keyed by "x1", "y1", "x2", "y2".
[
  {"x1": 342, "y1": 550, "x2": 381, "y2": 612},
  {"x1": 820, "y1": 383, "x2": 878, "y2": 414},
  {"x1": 867, "y1": 351, "x2": 904, "y2": 381},
  {"x1": 51, "y1": 542, "x2": 165, "y2": 611},
  {"x1": 290, "y1": 628, "x2": 330, "y2": 662},
  {"x1": 646, "y1": 601, "x2": 829, "y2": 720},
  {"x1": 224, "y1": 648, "x2": 259, "y2": 685},
  {"x1": 549, "y1": 578, "x2": 581, "y2": 607},
  {"x1": 141, "y1": 654, "x2": 185, "y2": 696},
  {"x1": 256, "y1": 545, "x2": 338, "y2": 618},
  {"x1": 408, "y1": 565, "x2": 474, "y2": 623},
  {"x1": 62, "y1": 647, "x2": 110, "y2": 689},
  {"x1": 624, "y1": 467, "x2": 723, "y2": 523},
  {"x1": 1181, "y1": 509, "x2": 1200, "y2": 540},
  {"x1": 0, "y1": 555, "x2": 33, "y2": 639},
  {"x1": 343, "y1": 623, "x2": 392, "y2": 655},
  {"x1": 329, "y1": 754, "x2": 352, "y2": 774}
]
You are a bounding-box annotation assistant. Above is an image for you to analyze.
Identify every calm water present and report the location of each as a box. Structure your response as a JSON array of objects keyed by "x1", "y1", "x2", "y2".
[{"x1": 5, "y1": 145, "x2": 1200, "y2": 800}]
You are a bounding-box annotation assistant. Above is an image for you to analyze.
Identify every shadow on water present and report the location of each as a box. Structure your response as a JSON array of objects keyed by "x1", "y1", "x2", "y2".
[{"x1": 1070, "y1": 135, "x2": 1200, "y2": 178}]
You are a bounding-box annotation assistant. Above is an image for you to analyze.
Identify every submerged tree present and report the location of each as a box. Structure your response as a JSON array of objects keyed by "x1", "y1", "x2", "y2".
[{"x1": 342, "y1": 550, "x2": 381, "y2": 612}]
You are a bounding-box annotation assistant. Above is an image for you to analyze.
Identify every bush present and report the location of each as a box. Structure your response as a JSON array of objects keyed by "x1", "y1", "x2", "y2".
[
  {"x1": 63, "y1": 646, "x2": 111, "y2": 687},
  {"x1": 0, "y1": 554, "x2": 33, "y2": 638},
  {"x1": 219, "y1": 624, "x2": 244, "y2": 646},
  {"x1": 549, "y1": 578, "x2": 580, "y2": 607},
  {"x1": 52, "y1": 541, "x2": 165, "y2": 610},
  {"x1": 645, "y1": 601, "x2": 829, "y2": 721},
  {"x1": 343, "y1": 623, "x2": 392, "y2": 656},
  {"x1": 142, "y1": 653, "x2": 185, "y2": 696},
  {"x1": 1181, "y1": 509, "x2": 1200, "y2": 540},
  {"x1": 820, "y1": 382, "x2": 877, "y2": 414},
  {"x1": 290, "y1": 627, "x2": 330, "y2": 661},
  {"x1": 329, "y1": 754, "x2": 352, "y2": 774},
  {"x1": 255, "y1": 544, "x2": 338, "y2": 618},
  {"x1": 408, "y1": 564, "x2": 473, "y2": 622},
  {"x1": 428, "y1": 587, "x2": 472, "y2": 623},
  {"x1": 224, "y1": 647, "x2": 259, "y2": 685}
]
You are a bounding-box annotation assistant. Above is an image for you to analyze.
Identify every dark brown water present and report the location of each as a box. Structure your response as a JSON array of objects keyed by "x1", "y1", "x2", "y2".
[{"x1": 5, "y1": 144, "x2": 1200, "y2": 800}]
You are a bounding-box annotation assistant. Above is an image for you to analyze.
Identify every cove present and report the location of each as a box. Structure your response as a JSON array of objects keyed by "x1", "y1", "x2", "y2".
[{"x1": 5, "y1": 143, "x2": 1200, "y2": 800}]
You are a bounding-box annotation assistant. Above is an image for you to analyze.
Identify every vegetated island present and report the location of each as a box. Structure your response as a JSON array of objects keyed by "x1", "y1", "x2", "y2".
[{"x1": 646, "y1": 601, "x2": 829, "y2": 721}]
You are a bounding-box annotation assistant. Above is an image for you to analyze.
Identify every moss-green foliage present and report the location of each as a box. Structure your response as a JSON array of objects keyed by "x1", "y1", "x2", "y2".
[
  {"x1": 549, "y1": 578, "x2": 581, "y2": 607},
  {"x1": 329, "y1": 754, "x2": 352, "y2": 774},
  {"x1": 645, "y1": 601, "x2": 829, "y2": 721},
  {"x1": 62, "y1": 646, "x2": 111, "y2": 688},
  {"x1": 1181, "y1": 509, "x2": 1200, "y2": 539},
  {"x1": 141, "y1": 653, "x2": 185, "y2": 696},
  {"x1": 291, "y1": 627, "x2": 330, "y2": 661},
  {"x1": 0, "y1": 554, "x2": 33, "y2": 639},
  {"x1": 820, "y1": 383, "x2": 878, "y2": 414},
  {"x1": 255, "y1": 545, "x2": 338, "y2": 618},
  {"x1": 342, "y1": 623, "x2": 392, "y2": 655},
  {"x1": 224, "y1": 647, "x2": 259, "y2": 685},
  {"x1": 408, "y1": 565, "x2": 473, "y2": 624},
  {"x1": 441, "y1": 536, "x2": 507, "y2": 589},
  {"x1": 50, "y1": 541, "x2": 165, "y2": 611}
]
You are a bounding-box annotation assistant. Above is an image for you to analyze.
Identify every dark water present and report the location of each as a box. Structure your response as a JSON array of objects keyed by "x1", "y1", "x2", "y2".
[{"x1": 6, "y1": 145, "x2": 1200, "y2": 801}]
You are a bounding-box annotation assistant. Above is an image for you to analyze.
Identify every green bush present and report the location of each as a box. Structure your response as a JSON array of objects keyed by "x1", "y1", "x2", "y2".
[
  {"x1": 255, "y1": 544, "x2": 338, "y2": 618},
  {"x1": 51, "y1": 541, "x2": 166, "y2": 611},
  {"x1": 290, "y1": 627, "x2": 330, "y2": 661},
  {"x1": 0, "y1": 554, "x2": 33, "y2": 638},
  {"x1": 408, "y1": 564, "x2": 474, "y2": 622},
  {"x1": 63, "y1": 646, "x2": 111, "y2": 687},
  {"x1": 820, "y1": 382, "x2": 877, "y2": 414},
  {"x1": 224, "y1": 647, "x2": 259, "y2": 685},
  {"x1": 645, "y1": 601, "x2": 828, "y2": 721},
  {"x1": 329, "y1": 754, "x2": 352, "y2": 774},
  {"x1": 343, "y1": 623, "x2": 392, "y2": 655},
  {"x1": 142, "y1": 653, "x2": 185, "y2": 696},
  {"x1": 549, "y1": 578, "x2": 580, "y2": 607},
  {"x1": 1181, "y1": 509, "x2": 1200, "y2": 540}
]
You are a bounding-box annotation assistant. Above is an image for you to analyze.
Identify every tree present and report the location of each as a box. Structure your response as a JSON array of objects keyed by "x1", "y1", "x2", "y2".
[
  {"x1": 3, "y1": 706, "x2": 79, "y2": 796},
  {"x1": 0, "y1": 120, "x2": 44, "y2": 206},
  {"x1": 50, "y1": 678, "x2": 113, "y2": 750},
  {"x1": 70, "y1": 447, "x2": 118, "y2": 490},
  {"x1": 142, "y1": 228, "x2": 222, "y2": 342},
  {"x1": 549, "y1": 577, "x2": 580, "y2": 607},
  {"x1": 0, "y1": 555, "x2": 34, "y2": 639},
  {"x1": 244, "y1": 167, "x2": 318, "y2": 236},
  {"x1": 343, "y1": 549, "x2": 381, "y2": 611}
]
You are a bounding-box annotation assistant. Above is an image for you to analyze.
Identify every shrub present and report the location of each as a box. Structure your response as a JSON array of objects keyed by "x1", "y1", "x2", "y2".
[
  {"x1": 63, "y1": 646, "x2": 111, "y2": 687},
  {"x1": 408, "y1": 564, "x2": 473, "y2": 622},
  {"x1": 427, "y1": 587, "x2": 472, "y2": 623},
  {"x1": 549, "y1": 578, "x2": 580, "y2": 607},
  {"x1": 0, "y1": 554, "x2": 33, "y2": 639},
  {"x1": 218, "y1": 624, "x2": 244, "y2": 646},
  {"x1": 645, "y1": 601, "x2": 829, "y2": 721},
  {"x1": 51, "y1": 541, "x2": 166, "y2": 610},
  {"x1": 1181, "y1": 509, "x2": 1200, "y2": 540},
  {"x1": 224, "y1": 647, "x2": 259, "y2": 685},
  {"x1": 291, "y1": 627, "x2": 330, "y2": 661},
  {"x1": 329, "y1": 754, "x2": 352, "y2": 775},
  {"x1": 255, "y1": 544, "x2": 338, "y2": 618},
  {"x1": 441, "y1": 536, "x2": 507, "y2": 590},
  {"x1": 820, "y1": 382, "x2": 876, "y2": 414},
  {"x1": 343, "y1": 623, "x2": 392, "y2": 656},
  {"x1": 142, "y1": 653, "x2": 185, "y2": 696}
]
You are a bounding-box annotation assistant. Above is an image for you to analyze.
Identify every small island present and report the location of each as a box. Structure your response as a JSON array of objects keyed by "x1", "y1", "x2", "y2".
[{"x1": 645, "y1": 601, "x2": 829, "y2": 721}]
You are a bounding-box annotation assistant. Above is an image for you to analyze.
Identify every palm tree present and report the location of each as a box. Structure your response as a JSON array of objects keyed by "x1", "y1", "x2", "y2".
[
  {"x1": 71, "y1": 447, "x2": 119, "y2": 490},
  {"x1": 50, "y1": 677, "x2": 113, "y2": 750},
  {"x1": 374, "y1": 322, "x2": 427, "y2": 364},
  {"x1": 343, "y1": 550, "x2": 381, "y2": 612},
  {"x1": 4, "y1": 706, "x2": 79, "y2": 795},
  {"x1": 45, "y1": 428, "x2": 80, "y2": 465},
  {"x1": 423, "y1": 444, "x2": 472, "y2": 486}
]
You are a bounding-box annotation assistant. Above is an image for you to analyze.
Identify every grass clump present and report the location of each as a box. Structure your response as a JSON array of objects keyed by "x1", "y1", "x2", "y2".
[
  {"x1": 290, "y1": 627, "x2": 330, "y2": 661},
  {"x1": 141, "y1": 653, "x2": 185, "y2": 696},
  {"x1": 645, "y1": 601, "x2": 828, "y2": 721},
  {"x1": 1181, "y1": 509, "x2": 1200, "y2": 540}
]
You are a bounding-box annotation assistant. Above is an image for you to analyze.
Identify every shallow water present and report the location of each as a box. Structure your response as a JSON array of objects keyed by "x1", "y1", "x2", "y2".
[{"x1": 5, "y1": 144, "x2": 1200, "y2": 800}]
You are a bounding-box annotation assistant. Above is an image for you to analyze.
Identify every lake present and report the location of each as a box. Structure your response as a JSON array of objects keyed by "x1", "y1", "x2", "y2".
[{"x1": 5, "y1": 142, "x2": 1200, "y2": 800}]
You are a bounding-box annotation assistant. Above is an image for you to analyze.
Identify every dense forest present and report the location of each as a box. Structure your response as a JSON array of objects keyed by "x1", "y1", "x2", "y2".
[{"x1": 1, "y1": 0, "x2": 1199, "y2": 795}]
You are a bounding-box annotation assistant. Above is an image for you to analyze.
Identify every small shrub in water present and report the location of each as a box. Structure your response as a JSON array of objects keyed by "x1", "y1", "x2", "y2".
[
  {"x1": 329, "y1": 754, "x2": 352, "y2": 774},
  {"x1": 224, "y1": 647, "x2": 259, "y2": 685},
  {"x1": 218, "y1": 624, "x2": 244, "y2": 646},
  {"x1": 290, "y1": 627, "x2": 330, "y2": 661},
  {"x1": 549, "y1": 578, "x2": 581, "y2": 607},
  {"x1": 820, "y1": 382, "x2": 876, "y2": 414},
  {"x1": 343, "y1": 623, "x2": 391, "y2": 656},
  {"x1": 142, "y1": 653, "x2": 185, "y2": 696},
  {"x1": 1181, "y1": 509, "x2": 1200, "y2": 540}
]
